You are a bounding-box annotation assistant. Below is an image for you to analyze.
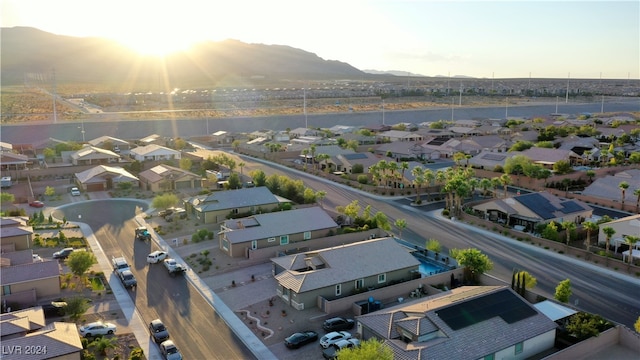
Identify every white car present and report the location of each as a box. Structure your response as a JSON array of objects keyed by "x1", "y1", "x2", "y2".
[
  {"x1": 160, "y1": 340, "x2": 183, "y2": 360},
  {"x1": 147, "y1": 250, "x2": 168, "y2": 264},
  {"x1": 78, "y1": 321, "x2": 117, "y2": 337},
  {"x1": 71, "y1": 187, "x2": 81, "y2": 196},
  {"x1": 319, "y1": 331, "x2": 352, "y2": 349}
]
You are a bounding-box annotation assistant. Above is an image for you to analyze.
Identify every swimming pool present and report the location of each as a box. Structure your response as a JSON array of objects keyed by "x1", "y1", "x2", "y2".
[{"x1": 413, "y1": 254, "x2": 450, "y2": 276}]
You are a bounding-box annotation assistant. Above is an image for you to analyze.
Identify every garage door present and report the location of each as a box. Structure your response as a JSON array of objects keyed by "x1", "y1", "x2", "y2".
[
  {"x1": 86, "y1": 183, "x2": 104, "y2": 192},
  {"x1": 174, "y1": 180, "x2": 191, "y2": 190}
]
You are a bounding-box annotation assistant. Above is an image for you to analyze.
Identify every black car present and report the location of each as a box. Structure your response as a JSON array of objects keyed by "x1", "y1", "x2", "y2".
[
  {"x1": 284, "y1": 330, "x2": 318, "y2": 349},
  {"x1": 322, "y1": 317, "x2": 355, "y2": 332},
  {"x1": 149, "y1": 319, "x2": 170, "y2": 343},
  {"x1": 53, "y1": 248, "x2": 74, "y2": 259}
]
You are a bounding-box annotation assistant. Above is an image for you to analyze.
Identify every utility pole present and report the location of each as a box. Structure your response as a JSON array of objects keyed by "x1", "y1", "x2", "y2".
[
  {"x1": 382, "y1": 99, "x2": 385, "y2": 125},
  {"x1": 565, "y1": 72, "x2": 570, "y2": 103},
  {"x1": 303, "y1": 87, "x2": 308, "y2": 128},
  {"x1": 459, "y1": 83, "x2": 463, "y2": 107}
]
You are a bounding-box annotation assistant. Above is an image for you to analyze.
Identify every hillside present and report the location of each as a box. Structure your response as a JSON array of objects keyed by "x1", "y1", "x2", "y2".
[{"x1": 0, "y1": 27, "x2": 367, "y2": 89}]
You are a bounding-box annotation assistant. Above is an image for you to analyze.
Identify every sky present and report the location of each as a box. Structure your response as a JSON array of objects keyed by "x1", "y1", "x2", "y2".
[{"x1": 2, "y1": 0, "x2": 639, "y2": 79}]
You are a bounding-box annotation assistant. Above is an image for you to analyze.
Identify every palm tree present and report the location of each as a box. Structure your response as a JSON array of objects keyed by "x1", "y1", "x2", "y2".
[
  {"x1": 582, "y1": 221, "x2": 598, "y2": 252},
  {"x1": 238, "y1": 162, "x2": 246, "y2": 177},
  {"x1": 89, "y1": 336, "x2": 118, "y2": 356},
  {"x1": 411, "y1": 166, "x2": 425, "y2": 204},
  {"x1": 499, "y1": 174, "x2": 512, "y2": 198},
  {"x1": 315, "y1": 190, "x2": 326, "y2": 208},
  {"x1": 423, "y1": 169, "x2": 435, "y2": 201},
  {"x1": 400, "y1": 161, "x2": 409, "y2": 188},
  {"x1": 623, "y1": 235, "x2": 640, "y2": 265},
  {"x1": 561, "y1": 221, "x2": 576, "y2": 246},
  {"x1": 377, "y1": 160, "x2": 389, "y2": 188},
  {"x1": 479, "y1": 178, "x2": 493, "y2": 197},
  {"x1": 387, "y1": 161, "x2": 399, "y2": 188},
  {"x1": 309, "y1": 144, "x2": 317, "y2": 171},
  {"x1": 316, "y1": 154, "x2": 331, "y2": 172},
  {"x1": 619, "y1": 181, "x2": 629, "y2": 209},
  {"x1": 394, "y1": 219, "x2": 407, "y2": 238},
  {"x1": 634, "y1": 188, "x2": 640, "y2": 212},
  {"x1": 602, "y1": 226, "x2": 616, "y2": 255}
]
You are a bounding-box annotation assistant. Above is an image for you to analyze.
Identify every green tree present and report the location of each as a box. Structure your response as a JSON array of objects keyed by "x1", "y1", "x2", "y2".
[
  {"x1": 65, "y1": 296, "x2": 90, "y2": 321},
  {"x1": 43, "y1": 147, "x2": 56, "y2": 161},
  {"x1": 411, "y1": 166, "x2": 425, "y2": 204},
  {"x1": 336, "y1": 338, "x2": 393, "y2": 360},
  {"x1": 238, "y1": 162, "x2": 246, "y2": 177},
  {"x1": 619, "y1": 181, "x2": 629, "y2": 209},
  {"x1": 566, "y1": 312, "x2": 612, "y2": 340},
  {"x1": 634, "y1": 316, "x2": 640, "y2": 333},
  {"x1": 561, "y1": 221, "x2": 576, "y2": 245},
  {"x1": 232, "y1": 139, "x2": 241, "y2": 152},
  {"x1": 173, "y1": 138, "x2": 187, "y2": 150},
  {"x1": 582, "y1": 221, "x2": 599, "y2": 252},
  {"x1": 226, "y1": 173, "x2": 241, "y2": 189},
  {"x1": 508, "y1": 140, "x2": 534, "y2": 152},
  {"x1": 585, "y1": 169, "x2": 596, "y2": 183},
  {"x1": 346, "y1": 140, "x2": 359, "y2": 152},
  {"x1": 44, "y1": 186, "x2": 56, "y2": 196},
  {"x1": 315, "y1": 190, "x2": 326, "y2": 208},
  {"x1": 1, "y1": 192, "x2": 15, "y2": 204},
  {"x1": 624, "y1": 235, "x2": 639, "y2": 264},
  {"x1": 374, "y1": 211, "x2": 391, "y2": 231},
  {"x1": 504, "y1": 155, "x2": 532, "y2": 176},
  {"x1": 394, "y1": 218, "x2": 407, "y2": 238},
  {"x1": 426, "y1": 238, "x2": 442, "y2": 253},
  {"x1": 635, "y1": 188, "x2": 640, "y2": 212},
  {"x1": 499, "y1": 173, "x2": 512, "y2": 198},
  {"x1": 450, "y1": 248, "x2": 494, "y2": 284},
  {"x1": 66, "y1": 251, "x2": 97, "y2": 277},
  {"x1": 250, "y1": 169, "x2": 267, "y2": 187},
  {"x1": 352, "y1": 163, "x2": 364, "y2": 174},
  {"x1": 602, "y1": 226, "x2": 616, "y2": 255},
  {"x1": 179, "y1": 157, "x2": 192, "y2": 170},
  {"x1": 553, "y1": 160, "x2": 573, "y2": 174},
  {"x1": 151, "y1": 193, "x2": 179, "y2": 211},
  {"x1": 303, "y1": 188, "x2": 316, "y2": 204},
  {"x1": 554, "y1": 278, "x2": 572, "y2": 303},
  {"x1": 89, "y1": 336, "x2": 118, "y2": 356},
  {"x1": 516, "y1": 270, "x2": 538, "y2": 289}
]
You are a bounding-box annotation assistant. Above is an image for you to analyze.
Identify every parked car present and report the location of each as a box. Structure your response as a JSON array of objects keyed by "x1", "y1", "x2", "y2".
[
  {"x1": 149, "y1": 319, "x2": 170, "y2": 343},
  {"x1": 322, "y1": 317, "x2": 355, "y2": 332},
  {"x1": 322, "y1": 338, "x2": 361, "y2": 359},
  {"x1": 284, "y1": 330, "x2": 318, "y2": 349},
  {"x1": 29, "y1": 200, "x2": 44, "y2": 208},
  {"x1": 158, "y1": 208, "x2": 175, "y2": 217},
  {"x1": 147, "y1": 250, "x2": 168, "y2": 264},
  {"x1": 164, "y1": 208, "x2": 186, "y2": 222},
  {"x1": 118, "y1": 269, "x2": 137, "y2": 289},
  {"x1": 53, "y1": 248, "x2": 74, "y2": 259},
  {"x1": 160, "y1": 340, "x2": 183, "y2": 360},
  {"x1": 41, "y1": 300, "x2": 67, "y2": 318},
  {"x1": 319, "y1": 331, "x2": 351, "y2": 349},
  {"x1": 78, "y1": 321, "x2": 117, "y2": 337},
  {"x1": 71, "y1": 187, "x2": 81, "y2": 196}
]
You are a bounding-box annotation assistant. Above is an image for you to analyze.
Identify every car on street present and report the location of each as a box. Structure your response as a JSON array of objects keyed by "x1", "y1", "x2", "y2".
[
  {"x1": 322, "y1": 317, "x2": 355, "y2": 332},
  {"x1": 322, "y1": 338, "x2": 361, "y2": 359},
  {"x1": 319, "y1": 331, "x2": 352, "y2": 349},
  {"x1": 71, "y1": 187, "x2": 81, "y2": 196},
  {"x1": 78, "y1": 321, "x2": 117, "y2": 338},
  {"x1": 284, "y1": 330, "x2": 318, "y2": 349},
  {"x1": 147, "y1": 250, "x2": 169, "y2": 264},
  {"x1": 29, "y1": 200, "x2": 44, "y2": 208},
  {"x1": 53, "y1": 248, "x2": 74, "y2": 259},
  {"x1": 160, "y1": 340, "x2": 183, "y2": 360},
  {"x1": 149, "y1": 319, "x2": 170, "y2": 343},
  {"x1": 118, "y1": 269, "x2": 137, "y2": 289}
]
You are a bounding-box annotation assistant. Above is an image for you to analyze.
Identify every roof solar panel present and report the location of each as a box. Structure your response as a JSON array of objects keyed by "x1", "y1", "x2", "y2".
[
  {"x1": 481, "y1": 153, "x2": 507, "y2": 162},
  {"x1": 436, "y1": 289, "x2": 537, "y2": 330},
  {"x1": 516, "y1": 193, "x2": 557, "y2": 220},
  {"x1": 342, "y1": 153, "x2": 368, "y2": 160},
  {"x1": 559, "y1": 201, "x2": 583, "y2": 214}
]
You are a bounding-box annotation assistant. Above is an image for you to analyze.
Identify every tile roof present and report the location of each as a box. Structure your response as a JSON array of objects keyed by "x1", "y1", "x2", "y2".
[
  {"x1": 0, "y1": 307, "x2": 46, "y2": 336},
  {"x1": 222, "y1": 207, "x2": 338, "y2": 244},
  {"x1": 0, "y1": 321, "x2": 83, "y2": 360},
  {"x1": 139, "y1": 164, "x2": 201, "y2": 183},
  {"x1": 357, "y1": 286, "x2": 557, "y2": 360},
  {"x1": 130, "y1": 144, "x2": 179, "y2": 156},
  {"x1": 583, "y1": 169, "x2": 640, "y2": 202},
  {"x1": 472, "y1": 191, "x2": 592, "y2": 221},
  {"x1": 185, "y1": 186, "x2": 283, "y2": 212},
  {"x1": 75, "y1": 165, "x2": 139, "y2": 184},
  {"x1": 273, "y1": 237, "x2": 420, "y2": 293},
  {"x1": 0, "y1": 226, "x2": 33, "y2": 237},
  {"x1": 1, "y1": 261, "x2": 60, "y2": 285}
]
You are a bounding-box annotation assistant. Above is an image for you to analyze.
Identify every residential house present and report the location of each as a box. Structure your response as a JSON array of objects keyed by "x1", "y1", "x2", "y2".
[
  {"x1": 272, "y1": 237, "x2": 420, "y2": 310},
  {"x1": 339, "y1": 132, "x2": 376, "y2": 146},
  {"x1": 362, "y1": 124, "x2": 391, "y2": 133},
  {"x1": 0, "y1": 224, "x2": 33, "y2": 252},
  {"x1": 87, "y1": 136, "x2": 132, "y2": 154},
  {"x1": 219, "y1": 206, "x2": 339, "y2": 257},
  {"x1": 374, "y1": 141, "x2": 423, "y2": 160},
  {"x1": 596, "y1": 214, "x2": 640, "y2": 253},
  {"x1": 327, "y1": 125, "x2": 357, "y2": 135},
  {"x1": 74, "y1": 165, "x2": 139, "y2": 192},
  {"x1": 336, "y1": 152, "x2": 380, "y2": 174},
  {"x1": 137, "y1": 134, "x2": 163, "y2": 146},
  {"x1": 1, "y1": 308, "x2": 83, "y2": 360},
  {"x1": 468, "y1": 150, "x2": 516, "y2": 170},
  {"x1": 0, "y1": 151, "x2": 29, "y2": 171},
  {"x1": 138, "y1": 164, "x2": 202, "y2": 192},
  {"x1": 519, "y1": 147, "x2": 581, "y2": 168},
  {"x1": 582, "y1": 169, "x2": 640, "y2": 204},
  {"x1": 376, "y1": 130, "x2": 424, "y2": 143},
  {"x1": 448, "y1": 126, "x2": 482, "y2": 137},
  {"x1": 356, "y1": 286, "x2": 557, "y2": 360},
  {"x1": 68, "y1": 146, "x2": 120, "y2": 166},
  {"x1": 471, "y1": 191, "x2": 593, "y2": 232},
  {"x1": 129, "y1": 144, "x2": 181, "y2": 162},
  {"x1": 210, "y1": 130, "x2": 234, "y2": 145},
  {"x1": 1, "y1": 260, "x2": 61, "y2": 306},
  {"x1": 183, "y1": 186, "x2": 286, "y2": 224}
]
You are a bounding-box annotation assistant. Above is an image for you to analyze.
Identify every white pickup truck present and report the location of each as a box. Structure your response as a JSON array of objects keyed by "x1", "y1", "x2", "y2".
[
  {"x1": 111, "y1": 256, "x2": 130, "y2": 275},
  {"x1": 163, "y1": 258, "x2": 186, "y2": 276}
]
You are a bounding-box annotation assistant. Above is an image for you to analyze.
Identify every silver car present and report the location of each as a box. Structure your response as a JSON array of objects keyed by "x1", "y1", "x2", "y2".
[
  {"x1": 149, "y1": 319, "x2": 170, "y2": 343},
  {"x1": 160, "y1": 340, "x2": 182, "y2": 360}
]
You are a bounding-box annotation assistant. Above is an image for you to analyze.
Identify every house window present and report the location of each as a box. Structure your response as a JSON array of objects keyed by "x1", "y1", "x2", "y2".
[
  {"x1": 335, "y1": 284, "x2": 341, "y2": 296},
  {"x1": 378, "y1": 273, "x2": 386, "y2": 283},
  {"x1": 280, "y1": 235, "x2": 289, "y2": 245},
  {"x1": 303, "y1": 231, "x2": 311, "y2": 240},
  {"x1": 483, "y1": 354, "x2": 495, "y2": 360},
  {"x1": 251, "y1": 240, "x2": 257, "y2": 250},
  {"x1": 2, "y1": 285, "x2": 10, "y2": 295},
  {"x1": 515, "y1": 342, "x2": 523, "y2": 355},
  {"x1": 222, "y1": 239, "x2": 229, "y2": 251},
  {"x1": 268, "y1": 237, "x2": 276, "y2": 243},
  {"x1": 355, "y1": 279, "x2": 364, "y2": 290}
]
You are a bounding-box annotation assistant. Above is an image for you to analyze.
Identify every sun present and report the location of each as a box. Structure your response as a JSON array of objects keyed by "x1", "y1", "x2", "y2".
[{"x1": 117, "y1": 29, "x2": 197, "y2": 57}]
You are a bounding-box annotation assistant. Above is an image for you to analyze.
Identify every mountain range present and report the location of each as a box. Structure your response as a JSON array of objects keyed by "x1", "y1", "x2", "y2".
[{"x1": 1, "y1": 27, "x2": 387, "y2": 88}]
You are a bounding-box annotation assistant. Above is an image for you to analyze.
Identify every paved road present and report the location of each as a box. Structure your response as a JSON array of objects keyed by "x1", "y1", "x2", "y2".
[
  {"x1": 52, "y1": 201, "x2": 256, "y2": 360},
  {"x1": 2, "y1": 100, "x2": 639, "y2": 144}
]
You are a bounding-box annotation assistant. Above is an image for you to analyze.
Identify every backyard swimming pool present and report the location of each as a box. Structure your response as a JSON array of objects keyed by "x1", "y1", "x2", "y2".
[{"x1": 414, "y1": 254, "x2": 451, "y2": 276}]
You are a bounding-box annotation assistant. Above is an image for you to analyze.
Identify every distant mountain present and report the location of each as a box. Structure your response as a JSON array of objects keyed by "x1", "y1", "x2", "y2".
[
  {"x1": 363, "y1": 69, "x2": 428, "y2": 77},
  {"x1": 0, "y1": 27, "x2": 367, "y2": 88}
]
